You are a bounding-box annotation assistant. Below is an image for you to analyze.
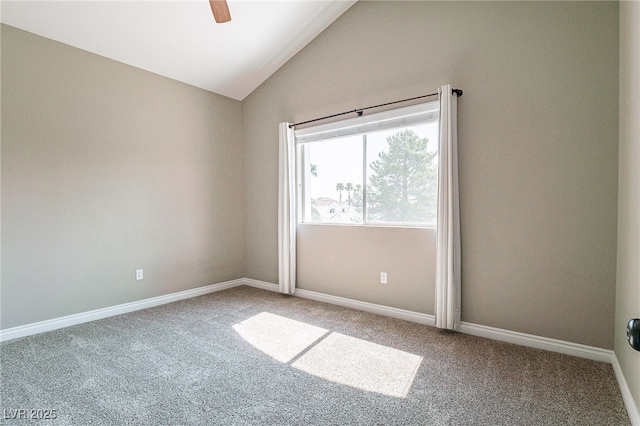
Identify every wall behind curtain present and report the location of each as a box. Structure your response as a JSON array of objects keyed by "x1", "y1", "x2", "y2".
[
  {"x1": 1, "y1": 25, "x2": 245, "y2": 329},
  {"x1": 242, "y1": 1, "x2": 619, "y2": 349}
]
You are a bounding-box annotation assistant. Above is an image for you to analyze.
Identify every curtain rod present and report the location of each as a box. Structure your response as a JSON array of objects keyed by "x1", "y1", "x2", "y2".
[{"x1": 288, "y1": 88, "x2": 462, "y2": 129}]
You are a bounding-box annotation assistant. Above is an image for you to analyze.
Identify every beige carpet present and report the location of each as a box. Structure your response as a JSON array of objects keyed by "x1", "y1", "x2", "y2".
[{"x1": 0, "y1": 285, "x2": 630, "y2": 425}]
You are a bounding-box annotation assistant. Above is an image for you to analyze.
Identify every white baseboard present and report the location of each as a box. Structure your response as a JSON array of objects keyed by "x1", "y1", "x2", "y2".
[
  {"x1": 243, "y1": 278, "x2": 613, "y2": 362},
  {"x1": 0, "y1": 277, "x2": 619, "y2": 363},
  {"x1": 0, "y1": 278, "x2": 245, "y2": 342},
  {"x1": 297, "y1": 288, "x2": 436, "y2": 326},
  {"x1": 458, "y1": 322, "x2": 614, "y2": 363},
  {"x1": 242, "y1": 278, "x2": 280, "y2": 292},
  {"x1": 243, "y1": 278, "x2": 436, "y2": 325},
  {"x1": 612, "y1": 353, "x2": 640, "y2": 426}
]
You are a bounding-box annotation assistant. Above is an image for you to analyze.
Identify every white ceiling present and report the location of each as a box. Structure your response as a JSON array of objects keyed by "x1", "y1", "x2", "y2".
[{"x1": 0, "y1": 0, "x2": 356, "y2": 100}]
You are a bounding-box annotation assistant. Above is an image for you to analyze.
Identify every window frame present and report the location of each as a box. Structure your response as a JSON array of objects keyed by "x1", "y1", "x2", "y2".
[{"x1": 295, "y1": 101, "x2": 440, "y2": 228}]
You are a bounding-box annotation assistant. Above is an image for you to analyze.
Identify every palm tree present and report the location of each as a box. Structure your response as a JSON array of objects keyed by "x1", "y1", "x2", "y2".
[
  {"x1": 335, "y1": 182, "x2": 345, "y2": 202},
  {"x1": 352, "y1": 184, "x2": 363, "y2": 214},
  {"x1": 345, "y1": 182, "x2": 354, "y2": 205}
]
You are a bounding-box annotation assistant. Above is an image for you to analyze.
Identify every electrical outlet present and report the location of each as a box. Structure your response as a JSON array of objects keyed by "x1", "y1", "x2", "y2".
[
  {"x1": 380, "y1": 272, "x2": 387, "y2": 284},
  {"x1": 136, "y1": 269, "x2": 143, "y2": 280}
]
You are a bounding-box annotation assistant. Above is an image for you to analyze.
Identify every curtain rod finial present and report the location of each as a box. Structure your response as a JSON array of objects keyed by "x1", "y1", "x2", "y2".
[{"x1": 452, "y1": 89, "x2": 463, "y2": 97}]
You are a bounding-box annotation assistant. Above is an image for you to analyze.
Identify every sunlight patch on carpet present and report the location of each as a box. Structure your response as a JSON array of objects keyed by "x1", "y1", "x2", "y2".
[
  {"x1": 232, "y1": 312, "x2": 328, "y2": 363},
  {"x1": 292, "y1": 332, "x2": 422, "y2": 398},
  {"x1": 233, "y1": 312, "x2": 422, "y2": 398}
]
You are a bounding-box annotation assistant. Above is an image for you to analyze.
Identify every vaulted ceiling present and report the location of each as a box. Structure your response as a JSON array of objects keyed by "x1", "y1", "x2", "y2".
[{"x1": 0, "y1": 1, "x2": 356, "y2": 100}]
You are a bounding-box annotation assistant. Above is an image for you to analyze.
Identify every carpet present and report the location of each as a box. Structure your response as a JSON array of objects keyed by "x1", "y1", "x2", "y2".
[{"x1": 0, "y1": 285, "x2": 630, "y2": 425}]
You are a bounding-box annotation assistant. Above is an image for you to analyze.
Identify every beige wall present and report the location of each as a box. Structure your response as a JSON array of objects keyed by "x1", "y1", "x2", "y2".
[
  {"x1": 297, "y1": 225, "x2": 436, "y2": 313},
  {"x1": 1, "y1": 25, "x2": 245, "y2": 329},
  {"x1": 616, "y1": 0, "x2": 640, "y2": 415},
  {"x1": 243, "y1": 1, "x2": 619, "y2": 349}
]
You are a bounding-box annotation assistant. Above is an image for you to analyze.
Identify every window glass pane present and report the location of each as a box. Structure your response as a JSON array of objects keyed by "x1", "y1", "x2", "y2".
[
  {"x1": 366, "y1": 123, "x2": 438, "y2": 224},
  {"x1": 296, "y1": 101, "x2": 439, "y2": 228},
  {"x1": 305, "y1": 135, "x2": 363, "y2": 224}
]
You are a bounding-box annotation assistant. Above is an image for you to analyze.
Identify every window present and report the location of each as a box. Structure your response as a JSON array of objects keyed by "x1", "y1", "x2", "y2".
[{"x1": 296, "y1": 101, "x2": 439, "y2": 226}]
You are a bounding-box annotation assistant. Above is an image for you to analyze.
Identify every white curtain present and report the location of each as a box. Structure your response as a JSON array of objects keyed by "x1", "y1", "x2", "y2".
[
  {"x1": 278, "y1": 122, "x2": 296, "y2": 294},
  {"x1": 435, "y1": 84, "x2": 461, "y2": 330}
]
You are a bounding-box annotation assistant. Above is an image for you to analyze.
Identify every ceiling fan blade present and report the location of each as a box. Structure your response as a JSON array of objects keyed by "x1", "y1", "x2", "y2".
[{"x1": 210, "y1": 0, "x2": 231, "y2": 24}]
